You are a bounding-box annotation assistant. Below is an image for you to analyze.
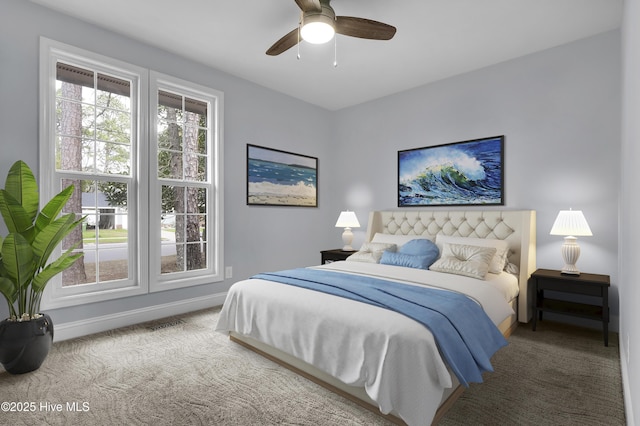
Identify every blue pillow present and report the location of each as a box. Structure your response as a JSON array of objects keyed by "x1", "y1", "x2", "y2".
[
  {"x1": 380, "y1": 250, "x2": 438, "y2": 270},
  {"x1": 399, "y1": 239, "x2": 439, "y2": 258},
  {"x1": 379, "y1": 239, "x2": 439, "y2": 270}
]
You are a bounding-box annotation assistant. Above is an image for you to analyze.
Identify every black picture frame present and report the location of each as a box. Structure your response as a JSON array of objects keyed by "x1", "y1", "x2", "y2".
[
  {"x1": 247, "y1": 144, "x2": 318, "y2": 207},
  {"x1": 398, "y1": 136, "x2": 504, "y2": 207}
]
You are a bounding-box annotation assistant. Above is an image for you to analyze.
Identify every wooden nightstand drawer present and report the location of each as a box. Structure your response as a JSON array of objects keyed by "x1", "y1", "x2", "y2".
[
  {"x1": 534, "y1": 278, "x2": 604, "y2": 297},
  {"x1": 320, "y1": 249, "x2": 355, "y2": 264}
]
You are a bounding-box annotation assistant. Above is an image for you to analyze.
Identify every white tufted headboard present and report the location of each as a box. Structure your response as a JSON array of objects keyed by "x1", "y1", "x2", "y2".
[{"x1": 365, "y1": 210, "x2": 536, "y2": 323}]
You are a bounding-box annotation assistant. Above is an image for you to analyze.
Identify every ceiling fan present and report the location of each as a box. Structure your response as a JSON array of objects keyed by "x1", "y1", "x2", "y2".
[{"x1": 266, "y1": 0, "x2": 396, "y2": 56}]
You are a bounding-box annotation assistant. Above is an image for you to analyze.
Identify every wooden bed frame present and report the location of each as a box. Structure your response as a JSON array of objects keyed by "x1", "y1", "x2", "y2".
[{"x1": 230, "y1": 209, "x2": 536, "y2": 425}]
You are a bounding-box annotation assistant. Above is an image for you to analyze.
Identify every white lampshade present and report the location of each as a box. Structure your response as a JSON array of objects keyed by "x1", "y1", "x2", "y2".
[
  {"x1": 550, "y1": 210, "x2": 593, "y2": 236},
  {"x1": 335, "y1": 211, "x2": 360, "y2": 251},
  {"x1": 549, "y1": 209, "x2": 592, "y2": 275},
  {"x1": 335, "y1": 211, "x2": 360, "y2": 228}
]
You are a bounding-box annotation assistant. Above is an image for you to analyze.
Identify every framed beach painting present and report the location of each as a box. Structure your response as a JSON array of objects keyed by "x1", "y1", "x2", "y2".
[
  {"x1": 398, "y1": 135, "x2": 504, "y2": 207},
  {"x1": 247, "y1": 144, "x2": 318, "y2": 207}
]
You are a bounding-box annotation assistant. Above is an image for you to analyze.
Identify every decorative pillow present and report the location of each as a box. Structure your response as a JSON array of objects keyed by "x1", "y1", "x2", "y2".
[
  {"x1": 505, "y1": 262, "x2": 520, "y2": 275},
  {"x1": 371, "y1": 233, "x2": 435, "y2": 247},
  {"x1": 435, "y1": 235, "x2": 509, "y2": 274},
  {"x1": 380, "y1": 251, "x2": 437, "y2": 269},
  {"x1": 399, "y1": 239, "x2": 439, "y2": 257},
  {"x1": 429, "y1": 243, "x2": 497, "y2": 280},
  {"x1": 346, "y1": 242, "x2": 397, "y2": 263}
]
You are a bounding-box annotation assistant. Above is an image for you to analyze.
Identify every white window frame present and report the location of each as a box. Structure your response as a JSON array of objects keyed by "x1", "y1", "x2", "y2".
[
  {"x1": 38, "y1": 38, "x2": 224, "y2": 309},
  {"x1": 39, "y1": 38, "x2": 148, "y2": 309},
  {"x1": 149, "y1": 72, "x2": 224, "y2": 291}
]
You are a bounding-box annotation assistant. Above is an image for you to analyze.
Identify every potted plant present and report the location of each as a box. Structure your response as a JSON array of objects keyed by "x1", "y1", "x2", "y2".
[{"x1": 0, "y1": 160, "x2": 83, "y2": 374}]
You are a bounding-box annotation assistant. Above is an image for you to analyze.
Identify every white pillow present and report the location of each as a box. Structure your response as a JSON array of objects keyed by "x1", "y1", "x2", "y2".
[
  {"x1": 346, "y1": 242, "x2": 397, "y2": 263},
  {"x1": 435, "y1": 235, "x2": 509, "y2": 274},
  {"x1": 371, "y1": 233, "x2": 435, "y2": 247},
  {"x1": 429, "y1": 243, "x2": 497, "y2": 280}
]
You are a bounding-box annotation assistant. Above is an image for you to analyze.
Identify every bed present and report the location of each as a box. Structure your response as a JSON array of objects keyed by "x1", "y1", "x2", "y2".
[{"x1": 216, "y1": 210, "x2": 536, "y2": 425}]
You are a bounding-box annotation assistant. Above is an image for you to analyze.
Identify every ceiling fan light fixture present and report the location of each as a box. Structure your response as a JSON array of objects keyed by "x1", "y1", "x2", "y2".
[
  {"x1": 301, "y1": 20, "x2": 335, "y2": 44},
  {"x1": 300, "y1": 5, "x2": 336, "y2": 44}
]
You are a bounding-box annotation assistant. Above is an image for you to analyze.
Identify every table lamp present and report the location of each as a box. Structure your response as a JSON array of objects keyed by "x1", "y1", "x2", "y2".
[
  {"x1": 549, "y1": 209, "x2": 592, "y2": 275},
  {"x1": 335, "y1": 211, "x2": 360, "y2": 251}
]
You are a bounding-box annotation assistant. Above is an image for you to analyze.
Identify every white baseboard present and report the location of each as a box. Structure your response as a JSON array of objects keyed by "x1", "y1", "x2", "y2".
[
  {"x1": 52, "y1": 292, "x2": 227, "y2": 342},
  {"x1": 620, "y1": 339, "x2": 636, "y2": 426}
]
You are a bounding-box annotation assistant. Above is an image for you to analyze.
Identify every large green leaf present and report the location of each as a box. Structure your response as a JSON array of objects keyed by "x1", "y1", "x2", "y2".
[
  {"x1": 0, "y1": 276, "x2": 17, "y2": 304},
  {"x1": 35, "y1": 185, "x2": 74, "y2": 235},
  {"x1": 1, "y1": 233, "x2": 35, "y2": 288},
  {"x1": 3, "y1": 160, "x2": 39, "y2": 223},
  {"x1": 31, "y1": 250, "x2": 83, "y2": 293},
  {"x1": 0, "y1": 190, "x2": 35, "y2": 241},
  {"x1": 33, "y1": 213, "x2": 83, "y2": 269},
  {"x1": 0, "y1": 161, "x2": 84, "y2": 318}
]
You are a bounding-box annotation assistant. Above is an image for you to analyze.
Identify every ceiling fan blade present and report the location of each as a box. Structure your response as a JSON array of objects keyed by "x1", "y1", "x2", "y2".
[
  {"x1": 266, "y1": 28, "x2": 300, "y2": 56},
  {"x1": 335, "y1": 16, "x2": 396, "y2": 40},
  {"x1": 295, "y1": 0, "x2": 322, "y2": 13}
]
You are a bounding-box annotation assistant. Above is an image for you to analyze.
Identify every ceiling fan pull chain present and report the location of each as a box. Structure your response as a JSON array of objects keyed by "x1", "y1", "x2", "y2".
[
  {"x1": 297, "y1": 18, "x2": 302, "y2": 60},
  {"x1": 333, "y1": 35, "x2": 338, "y2": 68}
]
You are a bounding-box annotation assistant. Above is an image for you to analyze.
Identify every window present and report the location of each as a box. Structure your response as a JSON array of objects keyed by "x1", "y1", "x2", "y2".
[
  {"x1": 150, "y1": 73, "x2": 223, "y2": 291},
  {"x1": 56, "y1": 62, "x2": 135, "y2": 286},
  {"x1": 39, "y1": 38, "x2": 223, "y2": 308}
]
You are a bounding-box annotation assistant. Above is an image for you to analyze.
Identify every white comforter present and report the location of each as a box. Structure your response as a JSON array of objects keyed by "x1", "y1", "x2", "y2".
[{"x1": 215, "y1": 261, "x2": 516, "y2": 426}]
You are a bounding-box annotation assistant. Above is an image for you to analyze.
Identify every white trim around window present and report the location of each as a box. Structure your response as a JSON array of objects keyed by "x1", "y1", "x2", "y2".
[
  {"x1": 39, "y1": 38, "x2": 149, "y2": 309},
  {"x1": 149, "y1": 71, "x2": 224, "y2": 292},
  {"x1": 38, "y1": 38, "x2": 224, "y2": 310}
]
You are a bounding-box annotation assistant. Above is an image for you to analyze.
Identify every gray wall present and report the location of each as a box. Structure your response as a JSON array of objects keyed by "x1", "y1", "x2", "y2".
[
  {"x1": 0, "y1": 0, "x2": 336, "y2": 324},
  {"x1": 620, "y1": 0, "x2": 639, "y2": 423},
  {"x1": 331, "y1": 31, "x2": 621, "y2": 329}
]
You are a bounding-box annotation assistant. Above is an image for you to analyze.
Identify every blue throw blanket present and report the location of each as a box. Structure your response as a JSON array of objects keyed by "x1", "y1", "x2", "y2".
[{"x1": 252, "y1": 268, "x2": 507, "y2": 387}]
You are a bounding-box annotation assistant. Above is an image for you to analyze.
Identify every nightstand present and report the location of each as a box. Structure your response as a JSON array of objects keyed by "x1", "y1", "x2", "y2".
[
  {"x1": 531, "y1": 268, "x2": 610, "y2": 346},
  {"x1": 320, "y1": 249, "x2": 355, "y2": 264}
]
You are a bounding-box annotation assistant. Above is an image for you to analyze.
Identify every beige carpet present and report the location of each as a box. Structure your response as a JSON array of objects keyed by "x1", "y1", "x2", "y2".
[
  {"x1": 0, "y1": 308, "x2": 625, "y2": 425},
  {"x1": 439, "y1": 321, "x2": 625, "y2": 426}
]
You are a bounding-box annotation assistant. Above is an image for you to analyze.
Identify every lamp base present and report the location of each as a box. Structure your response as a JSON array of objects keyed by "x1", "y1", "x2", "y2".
[
  {"x1": 342, "y1": 227, "x2": 354, "y2": 251},
  {"x1": 560, "y1": 236, "x2": 581, "y2": 276}
]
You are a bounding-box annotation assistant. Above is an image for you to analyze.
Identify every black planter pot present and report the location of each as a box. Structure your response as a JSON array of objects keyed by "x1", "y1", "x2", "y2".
[{"x1": 0, "y1": 314, "x2": 54, "y2": 374}]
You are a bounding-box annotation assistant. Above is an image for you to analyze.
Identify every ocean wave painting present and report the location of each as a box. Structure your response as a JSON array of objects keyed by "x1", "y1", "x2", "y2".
[
  {"x1": 247, "y1": 144, "x2": 318, "y2": 207},
  {"x1": 398, "y1": 136, "x2": 504, "y2": 206}
]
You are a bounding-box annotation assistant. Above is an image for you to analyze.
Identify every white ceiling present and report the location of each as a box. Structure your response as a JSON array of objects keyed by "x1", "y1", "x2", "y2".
[{"x1": 29, "y1": 0, "x2": 623, "y2": 111}]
